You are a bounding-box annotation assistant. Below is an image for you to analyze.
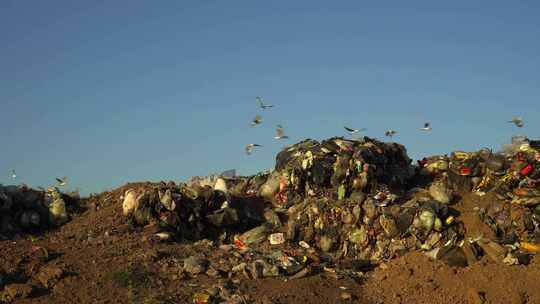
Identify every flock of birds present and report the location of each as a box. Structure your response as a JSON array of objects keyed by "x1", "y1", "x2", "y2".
[
  {"x1": 244, "y1": 97, "x2": 283, "y2": 155},
  {"x1": 245, "y1": 96, "x2": 526, "y2": 155},
  {"x1": 9, "y1": 169, "x2": 68, "y2": 188},
  {"x1": 7, "y1": 100, "x2": 526, "y2": 182}
]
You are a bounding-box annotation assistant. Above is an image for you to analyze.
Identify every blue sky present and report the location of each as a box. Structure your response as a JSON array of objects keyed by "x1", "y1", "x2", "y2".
[{"x1": 1, "y1": 1, "x2": 539, "y2": 195}]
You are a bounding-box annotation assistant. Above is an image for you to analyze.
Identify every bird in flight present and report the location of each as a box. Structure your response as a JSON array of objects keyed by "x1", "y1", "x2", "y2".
[
  {"x1": 344, "y1": 126, "x2": 367, "y2": 135},
  {"x1": 256, "y1": 96, "x2": 274, "y2": 110},
  {"x1": 508, "y1": 117, "x2": 524, "y2": 128},
  {"x1": 245, "y1": 144, "x2": 263, "y2": 155},
  {"x1": 420, "y1": 122, "x2": 432, "y2": 131},
  {"x1": 11, "y1": 170, "x2": 16, "y2": 180},
  {"x1": 274, "y1": 125, "x2": 289, "y2": 140},
  {"x1": 385, "y1": 130, "x2": 397, "y2": 138},
  {"x1": 250, "y1": 114, "x2": 263, "y2": 127},
  {"x1": 56, "y1": 177, "x2": 68, "y2": 187}
]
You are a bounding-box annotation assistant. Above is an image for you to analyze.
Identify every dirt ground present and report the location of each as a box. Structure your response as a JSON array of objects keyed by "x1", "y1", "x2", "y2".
[{"x1": 1, "y1": 185, "x2": 539, "y2": 304}]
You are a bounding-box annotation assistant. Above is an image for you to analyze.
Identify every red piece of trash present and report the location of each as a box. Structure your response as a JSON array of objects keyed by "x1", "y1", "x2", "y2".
[
  {"x1": 460, "y1": 167, "x2": 471, "y2": 175},
  {"x1": 521, "y1": 164, "x2": 534, "y2": 176},
  {"x1": 234, "y1": 239, "x2": 247, "y2": 249}
]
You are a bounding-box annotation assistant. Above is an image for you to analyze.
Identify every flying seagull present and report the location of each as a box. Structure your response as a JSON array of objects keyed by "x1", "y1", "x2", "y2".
[
  {"x1": 274, "y1": 125, "x2": 289, "y2": 140},
  {"x1": 344, "y1": 126, "x2": 367, "y2": 135},
  {"x1": 11, "y1": 170, "x2": 16, "y2": 180},
  {"x1": 256, "y1": 96, "x2": 274, "y2": 110},
  {"x1": 250, "y1": 114, "x2": 263, "y2": 127},
  {"x1": 245, "y1": 144, "x2": 263, "y2": 155},
  {"x1": 420, "y1": 122, "x2": 432, "y2": 131},
  {"x1": 508, "y1": 117, "x2": 524, "y2": 128},
  {"x1": 56, "y1": 177, "x2": 68, "y2": 187},
  {"x1": 385, "y1": 130, "x2": 397, "y2": 138}
]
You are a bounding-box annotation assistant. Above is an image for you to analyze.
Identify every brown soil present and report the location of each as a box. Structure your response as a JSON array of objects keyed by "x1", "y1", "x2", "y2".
[{"x1": 1, "y1": 185, "x2": 539, "y2": 304}]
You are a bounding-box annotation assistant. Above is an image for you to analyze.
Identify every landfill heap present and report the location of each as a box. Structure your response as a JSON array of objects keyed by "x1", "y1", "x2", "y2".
[
  {"x1": 3, "y1": 136, "x2": 540, "y2": 287},
  {"x1": 257, "y1": 136, "x2": 425, "y2": 263},
  {"x1": 116, "y1": 137, "x2": 454, "y2": 280},
  {"x1": 120, "y1": 178, "x2": 271, "y2": 242},
  {"x1": 116, "y1": 136, "x2": 540, "y2": 279},
  {"x1": 0, "y1": 186, "x2": 74, "y2": 239},
  {"x1": 267, "y1": 137, "x2": 413, "y2": 203},
  {"x1": 417, "y1": 136, "x2": 540, "y2": 265}
]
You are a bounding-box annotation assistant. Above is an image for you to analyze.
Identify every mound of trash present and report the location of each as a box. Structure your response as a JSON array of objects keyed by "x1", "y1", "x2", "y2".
[
  {"x1": 0, "y1": 186, "x2": 80, "y2": 239},
  {"x1": 2, "y1": 135, "x2": 540, "y2": 288},
  {"x1": 104, "y1": 136, "x2": 537, "y2": 282}
]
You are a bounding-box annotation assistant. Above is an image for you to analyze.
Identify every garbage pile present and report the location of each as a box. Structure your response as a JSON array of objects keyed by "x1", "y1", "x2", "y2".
[
  {"x1": 419, "y1": 136, "x2": 540, "y2": 195},
  {"x1": 3, "y1": 136, "x2": 540, "y2": 303},
  {"x1": 121, "y1": 178, "x2": 270, "y2": 242},
  {"x1": 266, "y1": 136, "x2": 414, "y2": 205},
  {"x1": 418, "y1": 136, "x2": 540, "y2": 264},
  {"x1": 5, "y1": 135, "x2": 537, "y2": 285},
  {"x1": 122, "y1": 137, "x2": 474, "y2": 274},
  {"x1": 0, "y1": 185, "x2": 73, "y2": 239},
  {"x1": 255, "y1": 136, "x2": 465, "y2": 264}
]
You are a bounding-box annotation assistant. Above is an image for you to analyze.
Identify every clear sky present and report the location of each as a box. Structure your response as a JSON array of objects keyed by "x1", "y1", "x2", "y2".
[{"x1": 1, "y1": 1, "x2": 539, "y2": 195}]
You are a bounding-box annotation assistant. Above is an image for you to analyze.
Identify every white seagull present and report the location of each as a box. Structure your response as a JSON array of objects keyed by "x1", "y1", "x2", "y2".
[
  {"x1": 385, "y1": 130, "x2": 397, "y2": 138},
  {"x1": 508, "y1": 117, "x2": 524, "y2": 128},
  {"x1": 420, "y1": 122, "x2": 432, "y2": 131},
  {"x1": 245, "y1": 144, "x2": 263, "y2": 155},
  {"x1": 256, "y1": 96, "x2": 274, "y2": 110},
  {"x1": 56, "y1": 177, "x2": 68, "y2": 187},
  {"x1": 250, "y1": 114, "x2": 263, "y2": 127},
  {"x1": 11, "y1": 170, "x2": 17, "y2": 180},
  {"x1": 274, "y1": 125, "x2": 289, "y2": 140},
  {"x1": 344, "y1": 126, "x2": 367, "y2": 135}
]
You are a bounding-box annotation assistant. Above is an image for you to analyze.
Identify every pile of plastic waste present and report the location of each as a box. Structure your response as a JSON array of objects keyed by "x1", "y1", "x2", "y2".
[
  {"x1": 117, "y1": 136, "x2": 540, "y2": 272},
  {"x1": 4, "y1": 135, "x2": 540, "y2": 282},
  {"x1": 0, "y1": 185, "x2": 74, "y2": 239},
  {"x1": 418, "y1": 136, "x2": 540, "y2": 264}
]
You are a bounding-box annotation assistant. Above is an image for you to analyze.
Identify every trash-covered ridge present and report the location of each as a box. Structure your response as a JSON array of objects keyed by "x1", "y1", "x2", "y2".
[{"x1": 1, "y1": 136, "x2": 540, "y2": 299}]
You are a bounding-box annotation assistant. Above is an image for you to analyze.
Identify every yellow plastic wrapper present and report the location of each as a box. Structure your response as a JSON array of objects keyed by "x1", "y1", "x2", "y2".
[
  {"x1": 452, "y1": 151, "x2": 471, "y2": 160},
  {"x1": 338, "y1": 184, "x2": 346, "y2": 200},
  {"x1": 193, "y1": 293, "x2": 211, "y2": 304},
  {"x1": 520, "y1": 242, "x2": 540, "y2": 253}
]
